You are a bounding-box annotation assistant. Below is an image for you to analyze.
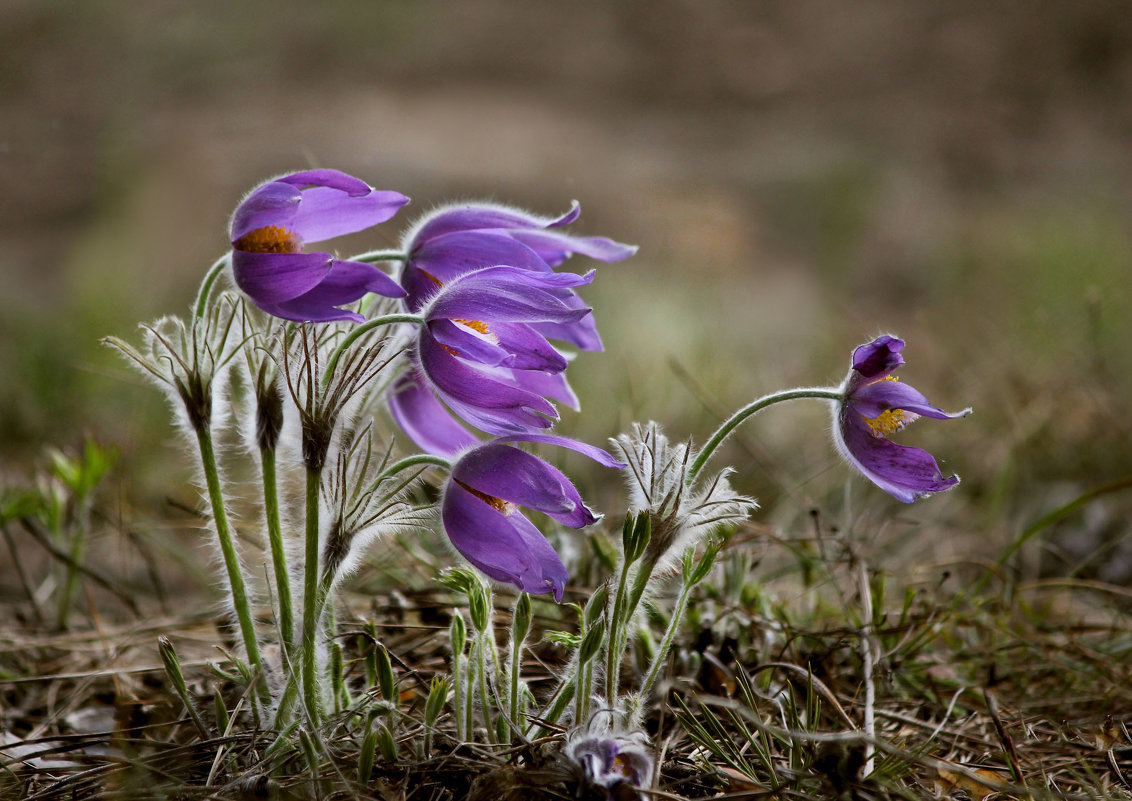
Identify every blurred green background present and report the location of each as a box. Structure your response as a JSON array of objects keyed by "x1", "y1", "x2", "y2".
[{"x1": 3, "y1": 0, "x2": 1131, "y2": 579}]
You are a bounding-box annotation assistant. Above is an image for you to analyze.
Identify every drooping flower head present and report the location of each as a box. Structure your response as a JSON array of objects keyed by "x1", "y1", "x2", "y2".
[
  {"x1": 567, "y1": 732, "x2": 655, "y2": 799},
  {"x1": 389, "y1": 266, "x2": 597, "y2": 455},
  {"x1": 398, "y1": 201, "x2": 637, "y2": 350},
  {"x1": 834, "y1": 335, "x2": 970, "y2": 503},
  {"x1": 441, "y1": 435, "x2": 624, "y2": 600},
  {"x1": 230, "y1": 169, "x2": 409, "y2": 323}
]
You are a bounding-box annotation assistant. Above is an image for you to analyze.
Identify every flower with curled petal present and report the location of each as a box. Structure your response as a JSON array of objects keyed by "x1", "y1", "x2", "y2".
[
  {"x1": 834, "y1": 335, "x2": 970, "y2": 503},
  {"x1": 398, "y1": 201, "x2": 636, "y2": 350},
  {"x1": 441, "y1": 434, "x2": 624, "y2": 600},
  {"x1": 389, "y1": 265, "x2": 597, "y2": 453},
  {"x1": 230, "y1": 169, "x2": 409, "y2": 323}
]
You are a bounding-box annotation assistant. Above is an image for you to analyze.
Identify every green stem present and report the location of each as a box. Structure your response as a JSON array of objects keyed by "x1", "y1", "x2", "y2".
[
  {"x1": 688, "y1": 387, "x2": 843, "y2": 481},
  {"x1": 639, "y1": 579, "x2": 694, "y2": 699},
  {"x1": 301, "y1": 465, "x2": 323, "y2": 724},
  {"x1": 56, "y1": 503, "x2": 89, "y2": 629},
  {"x1": 477, "y1": 636, "x2": 492, "y2": 742},
  {"x1": 320, "y1": 314, "x2": 423, "y2": 389},
  {"x1": 194, "y1": 426, "x2": 264, "y2": 698},
  {"x1": 508, "y1": 634, "x2": 522, "y2": 735},
  {"x1": 373, "y1": 454, "x2": 451, "y2": 488},
  {"x1": 193, "y1": 254, "x2": 231, "y2": 319},
  {"x1": 453, "y1": 651, "x2": 465, "y2": 739},
  {"x1": 260, "y1": 447, "x2": 294, "y2": 653},
  {"x1": 604, "y1": 560, "x2": 633, "y2": 706},
  {"x1": 349, "y1": 250, "x2": 408, "y2": 263}
]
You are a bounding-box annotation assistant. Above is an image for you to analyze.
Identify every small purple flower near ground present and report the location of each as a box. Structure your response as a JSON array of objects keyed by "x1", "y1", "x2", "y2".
[
  {"x1": 393, "y1": 266, "x2": 598, "y2": 452},
  {"x1": 440, "y1": 435, "x2": 624, "y2": 600},
  {"x1": 567, "y1": 733, "x2": 655, "y2": 799},
  {"x1": 833, "y1": 335, "x2": 971, "y2": 503},
  {"x1": 230, "y1": 169, "x2": 409, "y2": 323},
  {"x1": 398, "y1": 201, "x2": 637, "y2": 350}
]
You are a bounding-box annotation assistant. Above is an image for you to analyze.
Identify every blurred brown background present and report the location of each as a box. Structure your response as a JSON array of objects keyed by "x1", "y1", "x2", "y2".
[{"x1": 3, "y1": 1, "x2": 1132, "y2": 573}]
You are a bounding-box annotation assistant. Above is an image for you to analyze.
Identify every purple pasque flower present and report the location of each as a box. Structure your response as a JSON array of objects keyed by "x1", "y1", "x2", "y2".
[
  {"x1": 399, "y1": 201, "x2": 636, "y2": 350},
  {"x1": 396, "y1": 265, "x2": 596, "y2": 451},
  {"x1": 567, "y1": 733, "x2": 655, "y2": 798},
  {"x1": 834, "y1": 335, "x2": 970, "y2": 503},
  {"x1": 230, "y1": 169, "x2": 409, "y2": 323},
  {"x1": 441, "y1": 434, "x2": 624, "y2": 600}
]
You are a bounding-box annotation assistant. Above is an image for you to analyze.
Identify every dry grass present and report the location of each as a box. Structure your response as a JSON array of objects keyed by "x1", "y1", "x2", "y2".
[{"x1": 1, "y1": 494, "x2": 1129, "y2": 800}]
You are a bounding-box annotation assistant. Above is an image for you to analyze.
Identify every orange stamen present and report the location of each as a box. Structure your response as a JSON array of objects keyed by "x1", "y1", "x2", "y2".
[{"x1": 234, "y1": 225, "x2": 301, "y2": 254}]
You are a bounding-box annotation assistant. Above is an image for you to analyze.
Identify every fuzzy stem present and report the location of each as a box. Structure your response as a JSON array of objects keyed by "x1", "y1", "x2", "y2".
[
  {"x1": 260, "y1": 446, "x2": 294, "y2": 653},
  {"x1": 463, "y1": 654, "x2": 476, "y2": 741},
  {"x1": 453, "y1": 652, "x2": 465, "y2": 739},
  {"x1": 374, "y1": 454, "x2": 451, "y2": 486},
  {"x1": 194, "y1": 426, "x2": 264, "y2": 700},
  {"x1": 193, "y1": 254, "x2": 231, "y2": 319},
  {"x1": 639, "y1": 578, "x2": 694, "y2": 699},
  {"x1": 320, "y1": 314, "x2": 423, "y2": 389},
  {"x1": 603, "y1": 564, "x2": 629, "y2": 706},
  {"x1": 508, "y1": 643, "x2": 522, "y2": 736},
  {"x1": 301, "y1": 464, "x2": 323, "y2": 724},
  {"x1": 688, "y1": 387, "x2": 844, "y2": 482},
  {"x1": 349, "y1": 250, "x2": 408, "y2": 263},
  {"x1": 476, "y1": 636, "x2": 492, "y2": 742}
]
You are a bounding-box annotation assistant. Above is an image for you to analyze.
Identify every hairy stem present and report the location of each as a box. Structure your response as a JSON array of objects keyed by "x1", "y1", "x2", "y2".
[
  {"x1": 688, "y1": 387, "x2": 843, "y2": 482},
  {"x1": 260, "y1": 446, "x2": 294, "y2": 653},
  {"x1": 639, "y1": 578, "x2": 694, "y2": 699},
  {"x1": 194, "y1": 425, "x2": 264, "y2": 701},
  {"x1": 301, "y1": 464, "x2": 323, "y2": 724},
  {"x1": 193, "y1": 254, "x2": 231, "y2": 319},
  {"x1": 320, "y1": 314, "x2": 423, "y2": 388}
]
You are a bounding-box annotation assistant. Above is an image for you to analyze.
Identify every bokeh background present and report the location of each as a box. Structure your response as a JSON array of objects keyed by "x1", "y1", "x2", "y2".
[{"x1": 4, "y1": 1, "x2": 1132, "y2": 581}]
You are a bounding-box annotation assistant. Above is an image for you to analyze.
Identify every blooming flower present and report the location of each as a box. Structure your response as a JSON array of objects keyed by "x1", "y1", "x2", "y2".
[
  {"x1": 230, "y1": 169, "x2": 409, "y2": 323},
  {"x1": 392, "y1": 266, "x2": 597, "y2": 453},
  {"x1": 398, "y1": 201, "x2": 636, "y2": 350},
  {"x1": 441, "y1": 435, "x2": 624, "y2": 600},
  {"x1": 833, "y1": 335, "x2": 970, "y2": 503}
]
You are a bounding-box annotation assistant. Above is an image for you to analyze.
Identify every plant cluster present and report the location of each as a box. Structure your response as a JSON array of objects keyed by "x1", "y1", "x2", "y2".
[{"x1": 98, "y1": 168, "x2": 970, "y2": 797}]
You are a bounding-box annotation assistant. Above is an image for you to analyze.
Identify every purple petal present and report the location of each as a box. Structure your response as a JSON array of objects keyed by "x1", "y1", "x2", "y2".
[
  {"x1": 511, "y1": 230, "x2": 638, "y2": 267},
  {"x1": 290, "y1": 186, "x2": 409, "y2": 243},
  {"x1": 483, "y1": 322, "x2": 571, "y2": 371},
  {"x1": 420, "y1": 338, "x2": 558, "y2": 431},
  {"x1": 426, "y1": 268, "x2": 594, "y2": 325},
  {"x1": 442, "y1": 481, "x2": 567, "y2": 600},
  {"x1": 257, "y1": 259, "x2": 405, "y2": 323},
  {"x1": 411, "y1": 231, "x2": 552, "y2": 278},
  {"x1": 230, "y1": 182, "x2": 303, "y2": 242},
  {"x1": 387, "y1": 371, "x2": 479, "y2": 456},
  {"x1": 530, "y1": 287, "x2": 604, "y2": 350},
  {"x1": 498, "y1": 433, "x2": 627, "y2": 469},
  {"x1": 231, "y1": 250, "x2": 332, "y2": 304},
  {"x1": 834, "y1": 411, "x2": 960, "y2": 503},
  {"x1": 454, "y1": 443, "x2": 599, "y2": 528},
  {"x1": 276, "y1": 169, "x2": 374, "y2": 195},
  {"x1": 851, "y1": 336, "x2": 905, "y2": 379},
  {"x1": 428, "y1": 319, "x2": 568, "y2": 372},
  {"x1": 851, "y1": 379, "x2": 971, "y2": 422},
  {"x1": 412, "y1": 203, "x2": 575, "y2": 244},
  {"x1": 428, "y1": 319, "x2": 514, "y2": 368},
  {"x1": 504, "y1": 366, "x2": 580, "y2": 410}
]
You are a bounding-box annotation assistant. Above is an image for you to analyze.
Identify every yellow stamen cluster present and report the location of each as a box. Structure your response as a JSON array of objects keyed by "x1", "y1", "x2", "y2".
[
  {"x1": 234, "y1": 225, "x2": 300, "y2": 254},
  {"x1": 862, "y1": 376, "x2": 905, "y2": 438}
]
